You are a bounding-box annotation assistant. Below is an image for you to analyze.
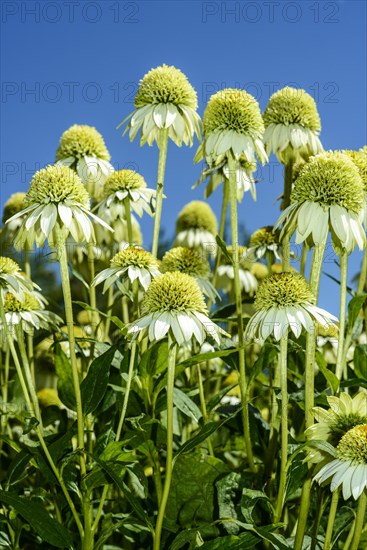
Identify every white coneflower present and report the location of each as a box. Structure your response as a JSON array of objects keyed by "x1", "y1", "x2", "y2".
[
  {"x1": 92, "y1": 247, "x2": 160, "y2": 293},
  {"x1": 173, "y1": 201, "x2": 218, "y2": 257},
  {"x1": 246, "y1": 226, "x2": 282, "y2": 261},
  {"x1": 6, "y1": 165, "x2": 112, "y2": 250},
  {"x1": 1, "y1": 292, "x2": 62, "y2": 337},
  {"x1": 263, "y1": 87, "x2": 323, "y2": 164},
  {"x1": 305, "y1": 392, "x2": 367, "y2": 462},
  {"x1": 216, "y1": 246, "x2": 258, "y2": 296},
  {"x1": 245, "y1": 272, "x2": 338, "y2": 343},
  {"x1": 118, "y1": 64, "x2": 201, "y2": 147},
  {"x1": 0, "y1": 257, "x2": 37, "y2": 298},
  {"x1": 195, "y1": 88, "x2": 267, "y2": 165},
  {"x1": 313, "y1": 424, "x2": 367, "y2": 500},
  {"x1": 274, "y1": 152, "x2": 366, "y2": 252},
  {"x1": 342, "y1": 146, "x2": 367, "y2": 227},
  {"x1": 194, "y1": 155, "x2": 257, "y2": 202},
  {"x1": 96, "y1": 169, "x2": 156, "y2": 220},
  {"x1": 2, "y1": 193, "x2": 27, "y2": 236},
  {"x1": 128, "y1": 272, "x2": 224, "y2": 345},
  {"x1": 55, "y1": 124, "x2": 113, "y2": 199},
  {"x1": 161, "y1": 246, "x2": 219, "y2": 302}
]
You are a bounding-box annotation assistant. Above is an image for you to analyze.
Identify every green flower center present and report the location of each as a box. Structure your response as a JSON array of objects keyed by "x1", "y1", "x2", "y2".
[
  {"x1": 0, "y1": 257, "x2": 21, "y2": 276},
  {"x1": 176, "y1": 201, "x2": 217, "y2": 235},
  {"x1": 341, "y1": 147, "x2": 367, "y2": 191},
  {"x1": 2, "y1": 193, "x2": 26, "y2": 224},
  {"x1": 142, "y1": 272, "x2": 207, "y2": 313},
  {"x1": 110, "y1": 247, "x2": 159, "y2": 270},
  {"x1": 291, "y1": 152, "x2": 364, "y2": 213},
  {"x1": 25, "y1": 165, "x2": 90, "y2": 207},
  {"x1": 161, "y1": 247, "x2": 210, "y2": 279},
  {"x1": 249, "y1": 226, "x2": 280, "y2": 247},
  {"x1": 4, "y1": 292, "x2": 39, "y2": 312},
  {"x1": 103, "y1": 170, "x2": 147, "y2": 197},
  {"x1": 255, "y1": 273, "x2": 315, "y2": 310},
  {"x1": 135, "y1": 64, "x2": 198, "y2": 109},
  {"x1": 55, "y1": 124, "x2": 111, "y2": 161},
  {"x1": 263, "y1": 87, "x2": 321, "y2": 131},
  {"x1": 203, "y1": 88, "x2": 264, "y2": 137},
  {"x1": 328, "y1": 413, "x2": 367, "y2": 448},
  {"x1": 336, "y1": 424, "x2": 367, "y2": 464}
]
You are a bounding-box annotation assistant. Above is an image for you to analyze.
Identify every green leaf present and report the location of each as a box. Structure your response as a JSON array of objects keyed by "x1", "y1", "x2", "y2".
[
  {"x1": 0, "y1": 490, "x2": 73, "y2": 548},
  {"x1": 200, "y1": 532, "x2": 261, "y2": 549},
  {"x1": 166, "y1": 454, "x2": 229, "y2": 530},
  {"x1": 171, "y1": 528, "x2": 204, "y2": 550},
  {"x1": 139, "y1": 340, "x2": 168, "y2": 377},
  {"x1": 240, "y1": 488, "x2": 274, "y2": 524},
  {"x1": 216, "y1": 234, "x2": 232, "y2": 263},
  {"x1": 332, "y1": 505, "x2": 355, "y2": 547},
  {"x1": 216, "y1": 472, "x2": 241, "y2": 534},
  {"x1": 54, "y1": 343, "x2": 76, "y2": 410},
  {"x1": 178, "y1": 348, "x2": 239, "y2": 369},
  {"x1": 316, "y1": 351, "x2": 339, "y2": 393},
  {"x1": 354, "y1": 345, "x2": 367, "y2": 380},
  {"x1": 284, "y1": 451, "x2": 308, "y2": 501},
  {"x1": 207, "y1": 384, "x2": 237, "y2": 412},
  {"x1": 173, "y1": 388, "x2": 202, "y2": 423},
  {"x1": 80, "y1": 345, "x2": 117, "y2": 415},
  {"x1": 348, "y1": 294, "x2": 367, "y2": 330},
  {"x1": 249, "y1": 342, "x2": 278, "y2": 382}
]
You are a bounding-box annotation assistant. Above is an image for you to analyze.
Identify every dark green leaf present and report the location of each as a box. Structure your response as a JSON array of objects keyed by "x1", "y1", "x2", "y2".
[
  {"x1": 0, "y1": 491, "x2": 73, "y2": 548},
  {"x1": 354, "y1": 345, "x2": 367, "y2": 380},
  {"x1": 23, "y1": 416, "x2": 39, "y2": 435},
  {"x1": 315, "y1": 351, "x2": 339, "y2": 393},
  {"x1": 348, "y1": 294, "x2": 367, "y2": 330},
  {"x1": 240, "y1": 488, "x2": 274, "y2": 524},
  {"x1": 216, "y1": 235, "x2": 232, "y2": 263},
  {"x1": 216, "y1": 473, "x2": 241, "y2": 534},
  {"x1": 80, "y1": 345, "x2": 117, "y2": 414},
  {"x1": 207, "y1": 384, "x2": 237, "y2": 412},
  {"x1": 178, "y1": 348, "x2": 239, "y2": 369},
  {"x1": 173, "y1": 388, "x2": 202, "y2": 423},
  {"x1": 139, "y1": 340, "x2": 168, "y2": 377},
  {"x1": 54, "y1": 344, "x2": 76, "y2": 410},
  {"x1": 200, "y1": 532, "x2": 260, "y2": 549}
]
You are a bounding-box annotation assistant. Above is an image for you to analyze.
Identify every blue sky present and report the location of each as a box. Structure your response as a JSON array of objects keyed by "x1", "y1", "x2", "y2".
[{"x1": 1, "y1": 0, "x2": 366, "y2": 314}]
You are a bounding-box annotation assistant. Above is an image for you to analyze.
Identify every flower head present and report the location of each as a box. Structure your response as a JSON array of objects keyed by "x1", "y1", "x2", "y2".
[
  {"x1": 0, "y1": 257, "x2": 38, "y2": 298},
  {"x1": 313, "y1": 424, "x2": 367, "y2": 500},
  {"x1": 245, "y1": 272, "x2": 338, "y2": 342},
  {"x1": 216, "y1": 246, "x2": 258, "y2": 296},
  {"x1": 263, "y1": 87, "x2": 323, "y2": 163},
  {"x1": 195, "y1": 88, "x2": 267, "y2": 165},
  {"x1": 55, "y1": 124, "x2": 113, "y2": 199},
  {"x1": 161, "y1": 247, "x2": 219, "y2": 302},
  {"x1": 275, "y1": 152, "x2": 366, "y2": 252},
  {"x1": 194, "y1": 155, "x2": 257, "y2": 202},
  {"x1": 247, "y1": 226, "x2": 282, "y2": 261},
  {"x1": 2, "y1": 193, "x2": 26, "y2": 225},
  {"x1": 128, "y1": 271, "x2": 224, "y2": 345},
  {"x1": 7, "y1": 165, "x2": 112, "y2": 250},
  {"x1": 1, "y1": 291, "x2": 62, "y2": 337},
  {"x1": 174, "y1": 201, "x2": 218, "y2": 257},
  {"x1": 96, "y1": 169, "x2": 156, "y2": 220},
  {"x1": 118, "y1": 64, "x2": 201, "y2": 147},
  {"x1": 92, "y1": 247, "x2": 160, "y2": 293},
  {"x1": 341, "y1": 146, "x2": 367, "y2": 227}
]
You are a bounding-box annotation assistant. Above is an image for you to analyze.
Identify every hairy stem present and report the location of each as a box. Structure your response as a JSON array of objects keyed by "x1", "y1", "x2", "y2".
[{"x1": 151, "y1": 128, "x2": 169, "y2": 258}]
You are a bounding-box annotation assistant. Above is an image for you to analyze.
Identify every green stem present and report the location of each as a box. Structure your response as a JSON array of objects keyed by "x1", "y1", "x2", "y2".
[
  {"x1": 207, "y1": 179, "x2": 229, "y2": 310},
  {"x1": 196, "y1": 363, "x2": 214, "y2": 457},
  {"x1": 153, "y1": 337, "x2": 177, "y2": 550},
  {"x1": 335, "y1": 250, "x2": 348, "y2": 383},
  {"x1": 116, "y1": 341, "x2": 137, "y2": 441},
  {"x1": 55, "y1": 226, "x2": 86, "y2": 475},
  {"x1": 274, "y1": 332, "x2": 289, "y2": 523},
  {"x1": 103, "y1": 286, "x2": 114, "y2": 341},
  {"x1": 282, "y1": 232, "x2": 291, "y2": 272},
  {"x1": 281, "y1": 159, "x2": 294, "y2": 211},
  {"x1": 300, "y1": 242, "x2": 309, "y2": 277},
  {"x1": 350, "y1": 491, "x2": 367, "y2": 550},
  {"x1": 323, "y1": 490, "x2": 339, "y2": 550},
  {"x1": 15, "y1": 324, "x2": 41, "y2": 425},
  {"x1": 357, "y1": 248, "x2": 367, "y2": 295},
  {"x1": 227, "y1": 153, "x2": 255, "y2": 472},
  {"x1": 23, "y1": 246, "x2": 35, "y2": 385},
  {"x1": 151, "y1": 128, "x2": 169, "y2": 258},
  {"x1": 124, "y1": 196, "x2": 134, "y2": 246},
  {"x1": 294, "y1": 237, "x2": 327, "y2": 550}
]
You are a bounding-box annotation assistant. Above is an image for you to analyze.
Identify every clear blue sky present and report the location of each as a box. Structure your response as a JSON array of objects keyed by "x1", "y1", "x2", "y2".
[{"x1": 1, "y1": 0, "x2": 366, "y2": 314}]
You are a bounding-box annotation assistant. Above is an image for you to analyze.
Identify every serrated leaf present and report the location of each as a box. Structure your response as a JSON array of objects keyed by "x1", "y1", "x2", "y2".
[
  {"x1": 80, "y1": 345, "x2": 117, "y2": 415},
  {"x1": 0, "y1": 491, "x2": 73, "y2": 548},
  {"x1": 173, "y1": 388, "x2": 202, "y2": 423}
]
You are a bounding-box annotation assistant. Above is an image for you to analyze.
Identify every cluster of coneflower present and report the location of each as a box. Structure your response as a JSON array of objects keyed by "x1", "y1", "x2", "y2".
[{"x1": 1, "y1": 63, "x2": 366, "y2": 550}]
